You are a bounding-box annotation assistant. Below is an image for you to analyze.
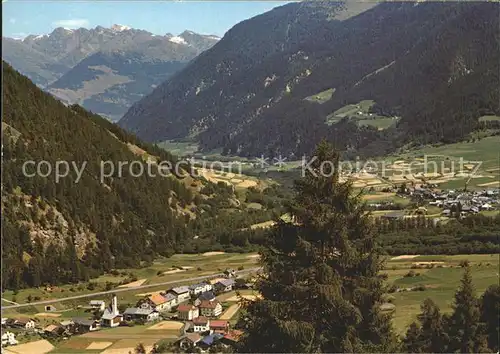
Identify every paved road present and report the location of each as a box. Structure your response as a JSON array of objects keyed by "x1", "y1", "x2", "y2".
[{"x1": 1, "y1": 267, "x2": 261, "y2": 309}]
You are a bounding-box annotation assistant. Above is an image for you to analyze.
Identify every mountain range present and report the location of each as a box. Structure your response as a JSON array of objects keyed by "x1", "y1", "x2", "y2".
[
  {"x1": 119, "y1": 1, "x2": 499, "y2": 158},
  {"x1": 3, "y1": 26, "x2": 219, "y2": 121}
]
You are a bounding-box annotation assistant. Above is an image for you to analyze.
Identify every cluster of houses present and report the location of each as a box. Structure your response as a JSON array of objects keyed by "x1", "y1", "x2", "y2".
[
  {"x1": 1, "y1": 318, "x2": 36, "y2": 347},
  {"x1": 430, "y1": 190, "x2": 499, "y2": 217},
  {"x1": 2, "y1": 272, "x2": 244, "y2": 350},
  {"x1": 378, "y1": 188, "x2": 499, "y2": 221},
  {"x1": 178, "y1": 329, "x2": 244, "y2": 351}
]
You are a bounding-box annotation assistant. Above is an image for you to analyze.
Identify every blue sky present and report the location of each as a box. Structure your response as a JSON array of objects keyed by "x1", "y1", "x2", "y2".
[{"x1": 3, "y1": 1, "x2": 293, "y2": 39}]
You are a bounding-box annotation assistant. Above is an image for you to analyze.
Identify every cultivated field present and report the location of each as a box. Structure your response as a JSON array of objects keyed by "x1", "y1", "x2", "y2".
[
  {"x1": 147, "y1": 321, "x2": 184, "y2": 330},
  {"x1": 4, "y1": 339, "x2": 54, "y2": 354},
  {"x1": 219, "y1": 304, "x2": 241, "y2": 320}
]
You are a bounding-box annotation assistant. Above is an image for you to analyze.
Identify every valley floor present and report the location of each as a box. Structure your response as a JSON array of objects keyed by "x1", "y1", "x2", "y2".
[{"x1": 1, "y1": 252, "x2": 498, "y2": 353}]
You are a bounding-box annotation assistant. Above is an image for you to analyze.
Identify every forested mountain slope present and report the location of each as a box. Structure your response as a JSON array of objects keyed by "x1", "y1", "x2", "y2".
[
  {"x1": 120, "y1": 1, "x2": 499, "y2": 158},
  {"x1": 1, "y1": 63, "x2": 235, "y2": 290}
]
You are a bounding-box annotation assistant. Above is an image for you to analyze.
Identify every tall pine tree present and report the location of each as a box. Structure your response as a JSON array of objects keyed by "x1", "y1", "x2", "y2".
[
  {"x1": 447, "y1": 266, "x2": 488, "y2": 353},
  {"x1": 237, "y1": 141, "x2": 396, "y2": 353},
  {"x1": 404, "y1": 298, "x2": 448, "y2": 352},
  {"x1": 479, "y1": 284, "x2": 500, "y2": 352}
]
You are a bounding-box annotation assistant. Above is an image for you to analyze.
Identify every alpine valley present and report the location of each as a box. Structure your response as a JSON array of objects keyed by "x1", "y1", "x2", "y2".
[{"x1": 3, "y1": 25, "x2": 219, "y2": 121}]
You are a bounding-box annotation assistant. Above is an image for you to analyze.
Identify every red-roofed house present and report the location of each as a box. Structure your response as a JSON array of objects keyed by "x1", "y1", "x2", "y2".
[
  {"x1": 177, "y1": 304, "x2": 199, "y2": 320},
  {"x1": 137, "y1": 293, "x2": 175, "y2": 312},
  {"x1": 209, "y1": 320, "x2": 229, "y2": 334},
  {"x1": 222, "y1": 329, "x2": 244, "y2": 344},
  {"x1": 199, "y1": 300, "x2": 223, "y2": 318}
]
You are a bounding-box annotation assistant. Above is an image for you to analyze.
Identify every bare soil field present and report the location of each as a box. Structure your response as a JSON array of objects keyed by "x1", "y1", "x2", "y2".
[
  {"x1": 4, "y1": 340, "x2": 54, "y2": 354},
  {"x1": 147, "y1": 321, "x2": 184, "y2": 330},
  {"x1": 35, "y1": 312, "x2": 61, "y2": 317},
  {"x1": 82, "y1": 332, "x2": 177, "y2": 340},
  {"x1": 202, "y1": 251, "x2": 226, "y2": 256},
  {"x1": 226, "y1": 294, "x2": 262, "y2": 302},
  {"x1": 413, "y1": 261, "x2": 445, "y2": 266},
  {"x1": 117, "y1": 278, "x2": 147, "y2": 288},
  {"x1": 237, "y1": 180, "x2": 258, "y2": 188},
  {"x1": 163, "y1": 269, "x2": 186, "y2": 275},
  {"x1": 86, "y1": 341, "x2": 113, "y2": 350},
  {"x1": 219, "y1": 304, "x2": 241, "y2": 320}
]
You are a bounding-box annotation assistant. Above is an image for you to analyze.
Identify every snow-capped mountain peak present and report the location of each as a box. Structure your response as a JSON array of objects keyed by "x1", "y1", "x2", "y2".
[
  {"x1": 111, "y1": 24, "x2": 131, "y2": 32},
  {"x1": 169, "y1": 36, "x2": 187, "y2": 45}
]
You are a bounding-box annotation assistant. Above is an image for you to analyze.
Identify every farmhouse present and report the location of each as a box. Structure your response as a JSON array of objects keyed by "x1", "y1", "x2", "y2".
[
  {"x1": 59, "y1": 320, "x2": 74, "y2": 331},
  {"x1": 221, "y1": 330, "x2": 244, "y2": 347},
  {"x1": 123, "y1": 308, "x2": 159, "y2": 322},
  {"x1": 8, "y1": 318, "x2": 36, "y2": 330},
  {"x1": 193, "y1": 316, "x2": 210, "y2": 333},
  {"x1": 73, "y1": 318, "x2": 100, "y2": 332},
  {"x1": 138, "y1": 293, "x2": 176, "y2": 312},
  {"x1": 168, "y1": 286, "x2": 191, "y2": 303},
  {"x1": 189, "y1": 282, "x2": 213, "y2": 295},
  {"x1": 210, "y1": 320, "x2": 229, "y2": 334},
  {"x1": 208, "y1": 277, "x2": 227, "y2": 285},
  {"x1": 214, "y1": 279, "x2": 235, "y2": 293},
  {"x1": 89, "y1": 300, "x2": 106, "y2": 311},
  {"x1": 43, "y1": 324, "x2": 64, "y2": 336},
  {"x1": 1, "y1": 331, "x2": 18, "y2": 346},
  {"x1": 194, "y1": 291, "x2": 216, "y2": 306},
  {"x1": 199, "y1": 300, "x2": 223, "y2": 318},
  {"x1": 178, "y1": 333, "x2": 202, "y2": 350},
  {"x1": 101, "y1": 295, "x2": 123, "y2": 328},
  {"x1": 177, "y1": 304, "x2": 199, "y2": 320}
]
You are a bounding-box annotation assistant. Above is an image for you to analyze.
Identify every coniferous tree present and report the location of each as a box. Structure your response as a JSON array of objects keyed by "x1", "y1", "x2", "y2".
[
  {"x1": 447, "y1": 266, "x2": 488, "y2": 353},
  {"x1": 404, "y1": 298, "x2": 448, "y2": 352},
  {"x1": 403, "y1": 322, "x2": 423, "y2": 353},
  {"x1": 479, "y1": 284, "x2": 500, "y2": 352},
  {"x1": 237, "y1": 141, "x2": 396, "y2": 353}
]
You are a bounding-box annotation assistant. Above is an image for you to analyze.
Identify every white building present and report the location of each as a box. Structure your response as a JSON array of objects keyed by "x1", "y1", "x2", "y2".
[
  {"x1": 177, "y1": 304, "x2": 199, "y2": 321},
  {"x1": 89, "y1": 300, "x2": 106, "y2": 312},
  {"x1": 193, "y1": 316, "x2": 210, "y2": 332},
  {"x1": 101, "y1": 295, "x2": 123, "y2": 328},
  {"x1": 1, "y1": 331, "x2": 18, "y2": 347},
  {"x1": 199, "y1": 300, "x2": 223, "y2": 318},
  {"x1": 168, "y1": 286, "x2": 191, "y2": 304},
  {"x1": 189, "y1": 282, "x2": 213, "y2": 295}
]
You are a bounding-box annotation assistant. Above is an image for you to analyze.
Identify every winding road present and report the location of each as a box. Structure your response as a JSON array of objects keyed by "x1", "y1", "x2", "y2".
[{"x1": 2, "y1": 267, "x2": 261, "y2": 310}]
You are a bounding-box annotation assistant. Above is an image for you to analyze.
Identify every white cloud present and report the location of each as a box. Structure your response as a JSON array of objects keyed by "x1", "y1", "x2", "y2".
[
  {"x1": 52, "y1": 18, "x2": 89, "y2": 28},
  {"x1": 9, "y1": 18, "x2": 16, "y2": 24}
]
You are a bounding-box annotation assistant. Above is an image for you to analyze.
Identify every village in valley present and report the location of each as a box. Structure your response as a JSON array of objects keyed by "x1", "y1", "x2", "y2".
[{"x1": 2, "y1": 268, "x2": 256, "y2": 353}]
